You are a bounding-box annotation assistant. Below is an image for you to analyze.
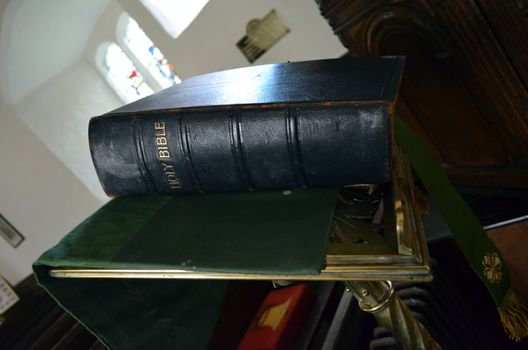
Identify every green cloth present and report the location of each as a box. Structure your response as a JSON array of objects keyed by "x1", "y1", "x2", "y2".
[
  {"x1": 394, "y1": 116, "x2": 510, "y2": 307},
  {"x1": 34, "y1": 189, "x2": 337, "y2": 275},
  {"x1": 33, "y1": 189, "x2": 338, "y2": 349},
  {"x1": 33, "y1": 272, "x2": 228, "y2": 350}
]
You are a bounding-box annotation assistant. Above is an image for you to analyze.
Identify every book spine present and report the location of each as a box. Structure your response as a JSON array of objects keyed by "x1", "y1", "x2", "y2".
[{"x1": 89, "y1": 105, "x2": 391, "y2": 196}]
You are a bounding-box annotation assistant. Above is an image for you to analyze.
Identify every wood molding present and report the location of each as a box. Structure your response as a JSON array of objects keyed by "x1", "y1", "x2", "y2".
[{"x1": 318, "y1": 0, "x2": 528, "y2": 188}]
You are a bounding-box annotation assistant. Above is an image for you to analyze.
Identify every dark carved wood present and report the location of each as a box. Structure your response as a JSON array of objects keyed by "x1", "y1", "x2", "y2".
[
  {"x1": 317, "y1": 0, "x2": 528, "y2": 188},
  {"x1": 0, "y1": 275, "x2": 102, "y2": 349}
]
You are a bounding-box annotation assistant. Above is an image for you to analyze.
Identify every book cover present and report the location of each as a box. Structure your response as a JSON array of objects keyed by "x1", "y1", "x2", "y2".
[{"x1": 89, "y1": 57, "x2": 404, "y2": 196}]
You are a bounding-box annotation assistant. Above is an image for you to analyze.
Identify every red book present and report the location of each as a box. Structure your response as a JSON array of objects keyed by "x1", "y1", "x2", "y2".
[{"x1": 238, "y1": 284, "x2": 314, "y2": 350}]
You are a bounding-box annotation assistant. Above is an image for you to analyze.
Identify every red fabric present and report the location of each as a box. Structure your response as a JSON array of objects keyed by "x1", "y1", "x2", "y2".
[{"x1": 238, "y1": 284, "x2": 314, "y2": 350}]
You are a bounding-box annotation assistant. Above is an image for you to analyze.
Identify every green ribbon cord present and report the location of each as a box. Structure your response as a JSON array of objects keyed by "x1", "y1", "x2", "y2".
[{"x1": 394, "y1": 116, "x2": 528, "y2": 341}]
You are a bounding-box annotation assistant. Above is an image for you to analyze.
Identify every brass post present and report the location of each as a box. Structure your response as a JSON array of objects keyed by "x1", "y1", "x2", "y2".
[{"x1": 344, "y1": 280, "x2": 442, "y2": 350}]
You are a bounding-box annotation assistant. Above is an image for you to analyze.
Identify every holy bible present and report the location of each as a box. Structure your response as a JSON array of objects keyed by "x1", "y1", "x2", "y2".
[{"x1": 89, "y1": 57, "x2": 404, "y2": 196}]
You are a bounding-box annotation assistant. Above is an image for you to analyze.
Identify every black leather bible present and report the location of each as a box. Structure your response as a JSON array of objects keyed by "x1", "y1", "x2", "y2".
[{"x1": 89, "y1": 57, "x2": 404, "y2": 196}]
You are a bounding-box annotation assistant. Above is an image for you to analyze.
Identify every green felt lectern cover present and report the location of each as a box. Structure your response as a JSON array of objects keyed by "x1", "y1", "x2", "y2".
[{"x1": 33, "y1": 189, "x2": 337, "y2": 349}]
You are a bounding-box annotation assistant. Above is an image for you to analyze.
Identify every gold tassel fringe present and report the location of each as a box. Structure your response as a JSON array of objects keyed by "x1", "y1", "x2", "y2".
[{"x1": 499, "y1": 291, "x2": 528, "y2": 342}]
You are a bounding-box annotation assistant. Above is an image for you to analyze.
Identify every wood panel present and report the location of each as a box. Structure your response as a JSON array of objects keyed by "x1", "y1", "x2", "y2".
[
  {"x1": 317, "y1": 0, "x2": 528, "y2": 188},
  {"x1": 477, "y1": 0, "x2": 528, "y2": 88},
  {"x1": 0, "y1": 275, "x2": 102, "y2": 349}
]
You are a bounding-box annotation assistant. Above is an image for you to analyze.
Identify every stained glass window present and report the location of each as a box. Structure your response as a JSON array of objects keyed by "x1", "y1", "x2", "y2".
[
  {"x1": 123, "y1": 16, "x2": 181, "y2": 89},
  {"x1": 103, "y1": 43, "x2": 154, "y2": 103},
  {"x1": 97, "y1": 13, "x2": 184, "y2": 103}
]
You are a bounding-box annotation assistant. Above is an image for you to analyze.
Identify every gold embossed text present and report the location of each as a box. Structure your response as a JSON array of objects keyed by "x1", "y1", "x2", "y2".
[{"x1": 155, "y1": 122, "x2": 171, "y2": 158}]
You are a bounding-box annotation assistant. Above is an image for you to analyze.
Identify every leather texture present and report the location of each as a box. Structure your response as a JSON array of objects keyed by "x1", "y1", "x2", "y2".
[
  {"x1": 109, "y1": 57, "x2": 405, "y2": 114},
  {"x1": 89, "y1": 57, "x2": 403, "y2": 195}
]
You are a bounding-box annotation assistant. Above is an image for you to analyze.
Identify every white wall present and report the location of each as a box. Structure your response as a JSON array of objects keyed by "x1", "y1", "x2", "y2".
[
  {"x1": 0, "y1": 0, "x2": 117, "y2": 284},
  {"x1": 167, "y1": 0, "x2": 347, "y2": 77},
  {"x1": 0, "y1": 97, "x2": 101, "y2": 285},
  {"x1": 93, "y1": 0, "x2": 346, "y2": 79},
  {"x1": 0, "y1": 0, "x2": 110, "y2": 103},
  {"x1": 14, "y1": 58, "x2": 122, "y2": 202},
  {"x1": 0, "y1": 0, "x2": 121, "y2": 203}
]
